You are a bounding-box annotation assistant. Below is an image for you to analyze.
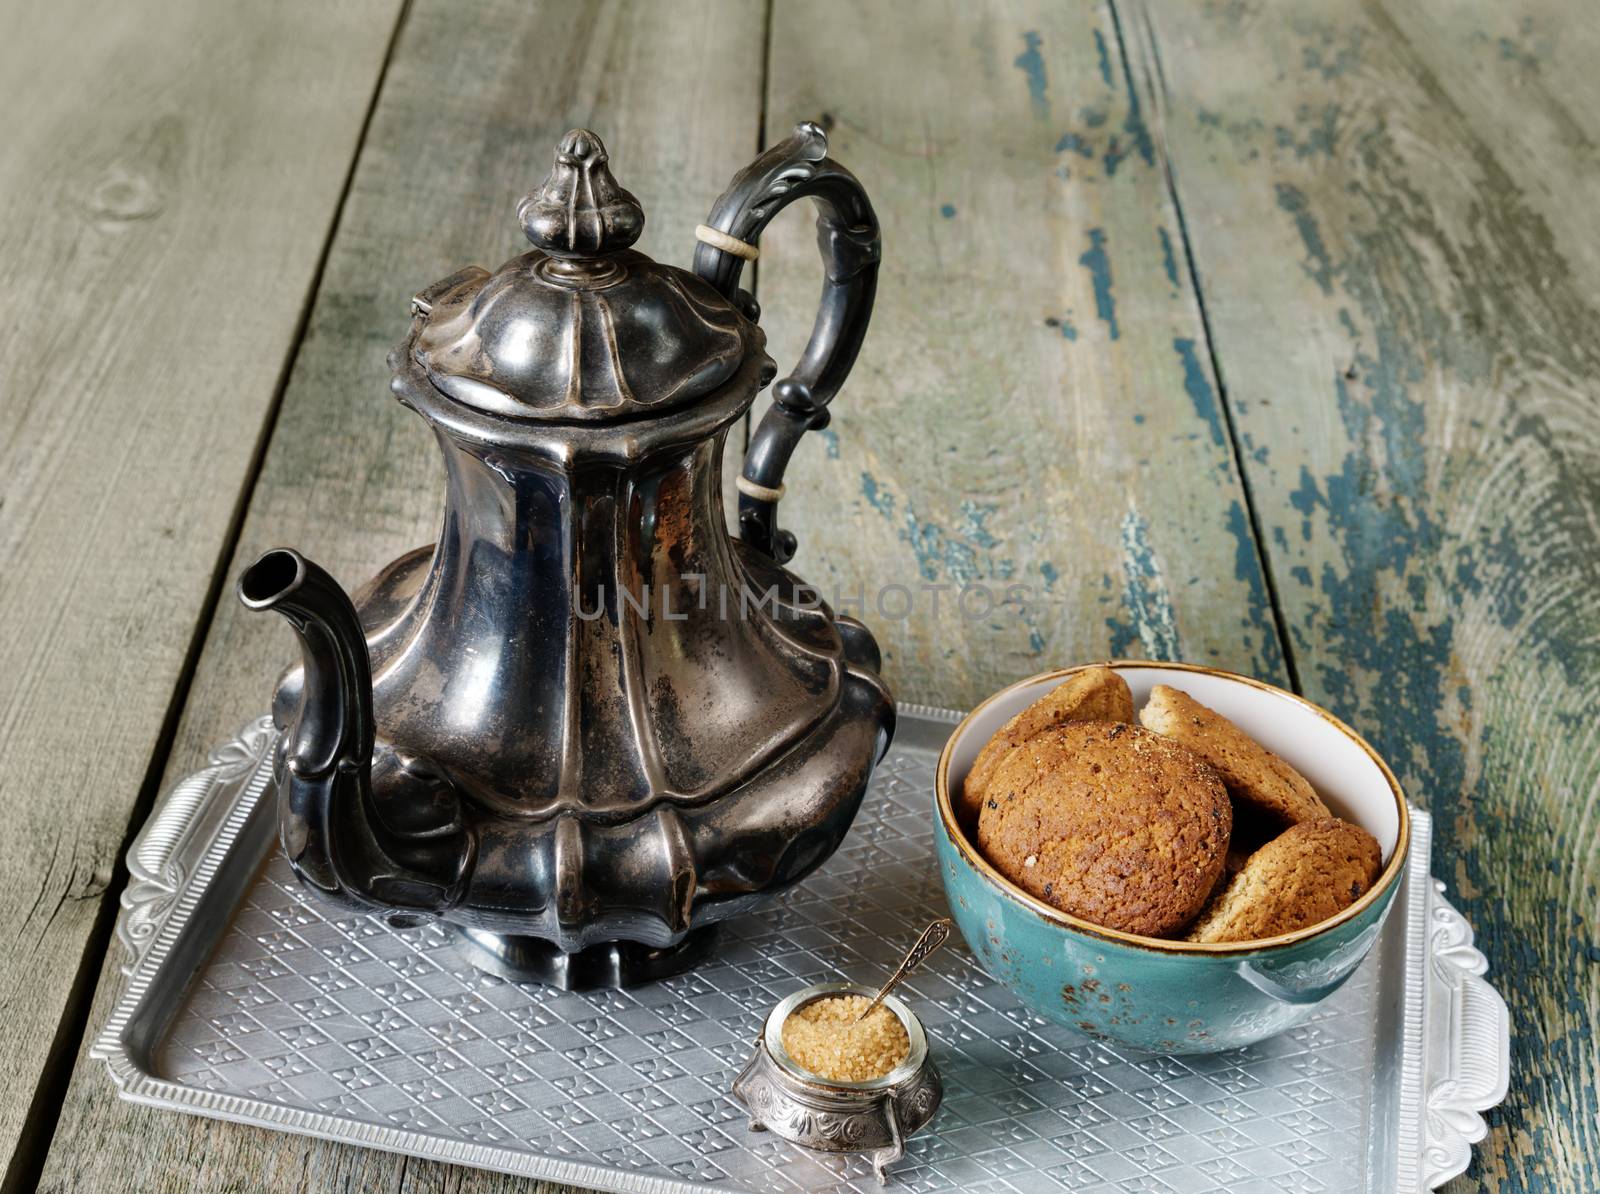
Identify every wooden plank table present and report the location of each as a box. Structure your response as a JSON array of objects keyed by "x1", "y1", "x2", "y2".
[{"x1": 2, "y1": 1, "x2": 1592, "y2": 1190}]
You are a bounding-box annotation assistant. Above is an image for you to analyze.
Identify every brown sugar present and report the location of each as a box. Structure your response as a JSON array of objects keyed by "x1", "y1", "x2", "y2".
[{"x1": 780, "y1": 995, "x2": 910, "y2": 1082}]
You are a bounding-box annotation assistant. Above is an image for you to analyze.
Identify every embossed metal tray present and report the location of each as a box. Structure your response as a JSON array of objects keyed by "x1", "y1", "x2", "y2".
[{"x1": 97, "y1": 707, "x2": 1509, "y2": 1192}]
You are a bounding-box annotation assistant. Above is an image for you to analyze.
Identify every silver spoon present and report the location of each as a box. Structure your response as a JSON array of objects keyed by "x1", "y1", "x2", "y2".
[{"x1": 855, "y1": 918, "x2": 953, "y2": 1023}]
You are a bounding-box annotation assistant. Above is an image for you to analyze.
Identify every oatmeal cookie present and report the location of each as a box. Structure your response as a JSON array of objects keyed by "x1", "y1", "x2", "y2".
[
  {"x1": 1186, "y1": 817, "x2": 1382, "y2": 943},
  {"x1": 958, "y1": 666, "x2": 1135, "y2": 827},
  {"x1": 976, "y1": 720, "x2": 1230, "y2": 938},
  {"x1": 1139, "y1": 684, "x2": 1328, "y2": 827}
]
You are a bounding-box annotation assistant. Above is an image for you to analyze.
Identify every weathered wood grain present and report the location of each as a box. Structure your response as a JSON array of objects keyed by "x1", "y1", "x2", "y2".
[
  {"x1": 1134, "y1": 1, "x2": 1600, "y2": 1189},
  {"x1": 758, "y1": 0, "x2": 1287, "y2": 713},
  {"x1": 0, "y1": 0, "x2": 402, "y2": 1185},
  {"x1": 30, "y1": 2, "x2": 765, "y2": 1193},
  {"x1": 32, "y1": 0, "x2": 1594, "y2": 1190}
]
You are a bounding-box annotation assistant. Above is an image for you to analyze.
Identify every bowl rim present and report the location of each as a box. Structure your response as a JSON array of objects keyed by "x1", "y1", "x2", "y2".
[{"x1": 935, "y1": 660, "x2": 1411, "y2": 956}]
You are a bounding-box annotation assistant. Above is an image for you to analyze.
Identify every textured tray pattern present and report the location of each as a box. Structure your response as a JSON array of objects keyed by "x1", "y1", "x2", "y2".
[{"x1": 98, "y1": 709, "x2": 1508, "y2": 1193}]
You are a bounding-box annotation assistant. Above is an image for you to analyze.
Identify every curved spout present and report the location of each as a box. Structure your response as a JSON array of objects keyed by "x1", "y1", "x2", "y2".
[
  {"x1": 239, "y1": 548, "x2": 374, "y2": 786},
  {"x1": 239, "y1": 548, "x2": 467, "y2": 913}
]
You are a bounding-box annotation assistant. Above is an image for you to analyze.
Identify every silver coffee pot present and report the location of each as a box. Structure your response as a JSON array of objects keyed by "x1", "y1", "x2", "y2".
[{"x1": 237, "y1": 125, "x2": 893, "y2": 989}]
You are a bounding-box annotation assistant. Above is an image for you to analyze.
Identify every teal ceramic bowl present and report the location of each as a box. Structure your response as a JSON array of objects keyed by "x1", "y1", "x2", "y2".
[{"x1": 935, "y1": 661, "x2": 1410, "y2": 1054}]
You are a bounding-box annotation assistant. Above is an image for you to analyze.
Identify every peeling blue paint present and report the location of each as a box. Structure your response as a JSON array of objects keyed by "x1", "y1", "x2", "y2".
[
  {"x1": 1273, "y1": 103, "x2": 1341, "y2": 159},
  {"x1": 1224, "y1": 500, "x2": 1285, "y2": 679},
  {"x1": 1173, "y1": 338, "x2": 1225, "y2": 449},
  {"x1": 1288, "y1": 465, "x2": 1321, "y2": 516},
  {"x1": 1105, "y1": 509, "x2": 1180, "y2": 660},
  {"x1": 1493, "y1": 27, "x2": 1542, "y2": 73},
  {"x1": 1039, "y1": 561, "x2": 1060, "y2": 592},
  {"x1": 1079, "y1": 229, "x2": 1118, "y2": 340},
  {"x1": 1102, "y1": 32, "x2": 1155, "y2": 177},
  {"x1": 1335, "y1": 353, "x2": 1428, "y2": 499},
  {"x1": 1046, "y1": 39, "x2": 1153, "y2": 184},
  {"x1": 1014, "y1": 31, "x2": 1048, "y2": 118},
  {"x1": 1276, "y1": 326, "x2": 1483, "y2": 1026},
  {"x1": 940, "y1": 203, "x2": 957, "y2": 219},
  {"x1": 1275, "y1": 183, "x2": 1335, "y2": 294},
  {"x1": 1092, "y1": 28, "x2": 1113, "y2": 88},
  {"x1": 818, "y1": 428, "x2": 840, "y2": 459},
  {"x1": 1158, "y1": 226, "x2": 1180, "y2": 288},
  {"x1": 1451, "y1": 516, "x2": 1534, "y2": 631},
  {"x1": 1288, "y1": 466, "x2": 1321, "y2": 543},
  {"x1": 1300, "y1": 25, "x2": 1365, "y2": 79},
  {"x1": 901, "y1": 515, "x2": 962, "y2": 583},
  {"x1": 1046, "y1": 314, "x2": 1078, "y2": 341},
  {"x1": 859, "y1": 473, "x2": 1009, "y2": 588},
  {"x1": 1055, "y1": 131, "x2": 1093, "y2": 158},
  {"x1": 1313, "y1": 551, "x2": 1460, "y2": 813},
  {"x1": 959, "y1": 500, "x2": 1000, "y2": 549},
  {"x1": 861, "y1": 472, "x2": 895, "y2": 519}
]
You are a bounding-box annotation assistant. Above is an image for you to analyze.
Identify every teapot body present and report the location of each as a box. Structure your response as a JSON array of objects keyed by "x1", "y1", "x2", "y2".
[{"x1": 244, "y1": 126, "x2": 891, "y2": 987}]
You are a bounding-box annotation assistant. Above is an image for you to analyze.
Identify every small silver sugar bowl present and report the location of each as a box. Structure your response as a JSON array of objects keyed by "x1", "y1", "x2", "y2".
[{"x1": 732, "y1": 982, "x2": 942, "y2": 1184}]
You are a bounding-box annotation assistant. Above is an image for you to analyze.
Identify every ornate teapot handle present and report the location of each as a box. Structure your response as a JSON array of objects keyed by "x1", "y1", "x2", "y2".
[{"x1": 694, "y1": 121, "x2": 880, "y2": 564}]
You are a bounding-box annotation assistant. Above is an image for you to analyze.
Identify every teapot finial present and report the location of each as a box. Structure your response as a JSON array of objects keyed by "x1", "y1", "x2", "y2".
[{"x1": 517, "y1": 129, "x2": 644, "y2": 258}]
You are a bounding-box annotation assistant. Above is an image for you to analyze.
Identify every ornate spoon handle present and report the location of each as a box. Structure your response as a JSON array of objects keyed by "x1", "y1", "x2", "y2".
[{"x1": 856, "y1": 919, "x2": 952, "y2": 1023}]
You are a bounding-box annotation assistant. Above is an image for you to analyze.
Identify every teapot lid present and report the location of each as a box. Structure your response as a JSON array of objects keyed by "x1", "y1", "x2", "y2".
[{"x1": 407, "y1": 130, "x2": 751, "y2": 422}]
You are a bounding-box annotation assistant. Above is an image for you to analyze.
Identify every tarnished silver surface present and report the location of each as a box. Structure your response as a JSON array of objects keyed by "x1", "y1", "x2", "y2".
[
  {"x1": 98, "y1": 707, "x2": 1508, "y2": 1193},
  {"x1": 733, "y1": 983, "x2": 941, "y2": 1185},
  {"x1": 236, "y1": 124, "x2": 891, "y2": 985}
]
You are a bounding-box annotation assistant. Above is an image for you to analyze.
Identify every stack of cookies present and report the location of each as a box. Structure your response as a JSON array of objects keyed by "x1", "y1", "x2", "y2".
[{"x1": 958, "y1": 668, "x2": 1383, "y2": 944}]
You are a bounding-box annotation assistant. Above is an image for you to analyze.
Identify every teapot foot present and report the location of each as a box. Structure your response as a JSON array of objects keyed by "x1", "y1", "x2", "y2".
[{"x1": 450, "y1": 924, "x2": 719, "y2": 990}]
